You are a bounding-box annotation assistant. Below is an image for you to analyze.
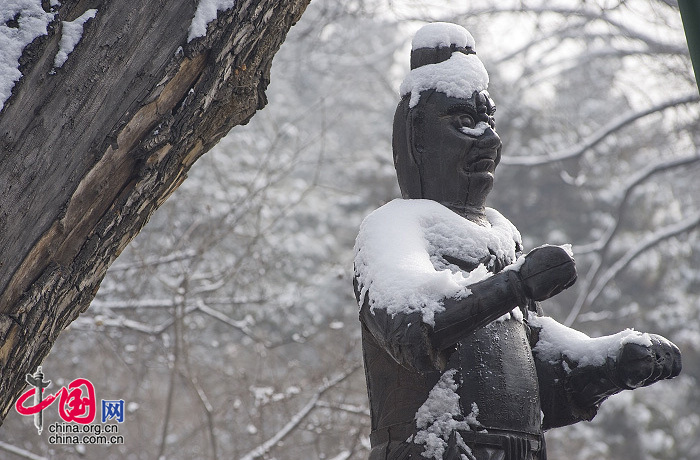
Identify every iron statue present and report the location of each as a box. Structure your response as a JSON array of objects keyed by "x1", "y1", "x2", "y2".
[{"x1": 353, "y1": 22, "x2": 682, "y2": 460}]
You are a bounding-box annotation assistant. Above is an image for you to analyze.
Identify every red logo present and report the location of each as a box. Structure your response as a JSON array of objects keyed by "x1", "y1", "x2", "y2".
[{"x1": 16, "y1": 376, "x2": 96, "y2": 425}]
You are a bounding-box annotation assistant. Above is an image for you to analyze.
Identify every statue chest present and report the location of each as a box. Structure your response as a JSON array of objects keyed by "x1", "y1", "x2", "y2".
[{"x1": 453, "y1": 318, "x2": 542, "y2": 435}]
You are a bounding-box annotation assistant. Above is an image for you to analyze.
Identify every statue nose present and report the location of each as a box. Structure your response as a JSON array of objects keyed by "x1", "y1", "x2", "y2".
[{"x1": 477, "y1": 127, "x2": 501, "y2": 149}]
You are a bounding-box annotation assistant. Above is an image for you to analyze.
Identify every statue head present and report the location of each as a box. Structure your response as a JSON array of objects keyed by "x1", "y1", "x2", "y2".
[{"x1": 393, "y1": 23, "x2": 501, "y2": 217}]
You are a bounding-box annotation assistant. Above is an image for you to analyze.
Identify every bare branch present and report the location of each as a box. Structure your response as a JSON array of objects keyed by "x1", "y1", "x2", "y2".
[
  {"x1": 157, "y1": 290, "x2": 186, "y2": 460},
  {"x1": 316, "y1": 400, "x2": 371, "y2": 416},
  {"x1": 564, "y1": 153, "x2": 700, "y2": 325},
  {"x1": 181, "y1": 330, "x2": 219, "y2": 460},
  {"x1": 0, "y1": 442, "x2": 47, "y2": 460},
  {"x1": 328, "y1": 450, "x2": 352, "y2": 460},
  {"x1": 571, "y1": 212, "x2": 700, "y2": 323}
]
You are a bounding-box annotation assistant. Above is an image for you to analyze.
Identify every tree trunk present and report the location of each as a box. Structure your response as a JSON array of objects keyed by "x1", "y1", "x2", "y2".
[{"x1": 0, "y1": 0, "x2": 309, "y2": 424}]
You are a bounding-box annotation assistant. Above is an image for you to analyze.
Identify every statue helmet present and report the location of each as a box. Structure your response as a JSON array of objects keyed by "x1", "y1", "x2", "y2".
[{"x1": 393, "y1": 23, "x2": 495, "y2": 202}]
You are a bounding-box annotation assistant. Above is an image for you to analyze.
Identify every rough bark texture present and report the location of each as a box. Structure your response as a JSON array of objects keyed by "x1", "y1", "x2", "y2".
[{"x1": 0, "y1": 0, "x2": 309, "y2": 423}]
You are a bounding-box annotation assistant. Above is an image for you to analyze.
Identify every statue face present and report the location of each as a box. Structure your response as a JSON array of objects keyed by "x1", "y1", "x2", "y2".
[{"x1": 409, "y1": 89, "x2": 501, "y2": 209}]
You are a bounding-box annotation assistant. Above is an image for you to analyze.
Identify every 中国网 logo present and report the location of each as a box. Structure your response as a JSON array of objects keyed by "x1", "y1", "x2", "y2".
[{"x1": 15, "y1": 366, "x2": 126, "y2": 445}]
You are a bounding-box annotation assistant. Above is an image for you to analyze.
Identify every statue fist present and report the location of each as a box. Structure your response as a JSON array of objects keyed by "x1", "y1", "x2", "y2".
[
  {"x1": 518, "y1": 245, "x2": 577, "y2": 301},
  {"x1": 616, "y1": 334, "x2": 682, "y2": 389}
]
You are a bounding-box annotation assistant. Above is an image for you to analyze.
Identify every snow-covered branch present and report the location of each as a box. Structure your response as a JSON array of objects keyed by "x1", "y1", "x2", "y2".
[
  {"x1": 590, "y1": 213, "x2": 700, "y2": 304},
  {"x1": 108, "y1": 249, "x2": 198, "y2": 272},
  {"x1": 239, "y1": 364, "x2": 361, "y2": 460},
  {"x1": 576, "y1": 153, "x2": 700, "y2": 255},
  {"x1": 194, "y1": 300, "x2": 268, "y2": 346},
  {"x1": 502, "y1": 94, "x2": 699, "y2": 166},
  {"x1": 452, "y1": 4, "x2": 684, "y2": 55},
  {"x1": 566, "y1": 212, "x2": 700, "y2": 325},
  {"x1": 90, "y1": 296, "x2": 267, "y2": 310},
  {"x1": 71, "y1": 315, "x2": 176, "y2": 335}
]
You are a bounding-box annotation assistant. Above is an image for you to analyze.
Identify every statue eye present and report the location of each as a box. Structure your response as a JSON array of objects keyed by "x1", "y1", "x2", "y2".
[{"x1": 456, "y1": 114, "x2": 476, "y2": 129}]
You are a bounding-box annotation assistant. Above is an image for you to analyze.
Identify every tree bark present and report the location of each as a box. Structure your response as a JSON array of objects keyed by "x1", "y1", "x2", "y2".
[{"x1": 0, "y1": 0, "x2": 309, "y2": 423}]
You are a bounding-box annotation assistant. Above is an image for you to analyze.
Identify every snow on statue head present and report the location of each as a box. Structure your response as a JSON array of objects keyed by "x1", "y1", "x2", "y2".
[{"x1": 394, "y1": 23, "x2": 501, "y2": 220}]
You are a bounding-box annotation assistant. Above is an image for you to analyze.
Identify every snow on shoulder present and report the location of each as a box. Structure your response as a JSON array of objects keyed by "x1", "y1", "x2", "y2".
[
  {"x1": 400, "y1": 23, "x2": 488, "y2": 108},
  {"x1": 353, "y1": 199, "x2": 521, "y2": 326}
]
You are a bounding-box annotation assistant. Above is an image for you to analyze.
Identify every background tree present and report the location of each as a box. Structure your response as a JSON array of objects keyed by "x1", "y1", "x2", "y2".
[{"x1": 1, "y1": 1, "x2": 698, "y2": 460}]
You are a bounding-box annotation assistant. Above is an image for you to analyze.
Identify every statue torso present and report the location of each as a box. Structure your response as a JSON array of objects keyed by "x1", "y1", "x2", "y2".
[
  {"x1": 454, "y1": 318, "x2": 541, "y2": 434},
  {"x1": 357, "y1": 201, "x2": 541, "y2": 455},
  {"x1": 362, "y1": 316, "x2": 542, "y2": 437}
]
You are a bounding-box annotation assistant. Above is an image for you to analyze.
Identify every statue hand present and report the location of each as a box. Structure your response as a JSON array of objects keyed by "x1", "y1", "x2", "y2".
[
  {"x1": 616, "y1": 334, "x2": 682, "y2": 389},
  {"x1": 517, "y1": 245, "x2": 577, "y2": 301}
]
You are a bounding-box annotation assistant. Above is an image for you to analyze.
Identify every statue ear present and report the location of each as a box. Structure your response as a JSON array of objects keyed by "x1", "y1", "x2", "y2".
[
  {"x1": 409, "y1": 105, "x2": 422, "y2": 160},
  {"x1": 392, "y1": 95, "x2": 423, "y2": 199}
]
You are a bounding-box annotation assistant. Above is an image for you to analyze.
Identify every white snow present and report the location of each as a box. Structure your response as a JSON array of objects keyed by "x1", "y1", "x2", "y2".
[
  {"x1": 411, "y1": 369, "x2": 480, "y2": 460},
  {"x1": 460, "y1": 121, "x2": 490, "y2": 137},
  {"x1": 503, "y1": 243, "x2": 572, "y2": 274},
  {"x1": 411, "y1": 22, "x2": 475, "y2": 50},
  {"x1": 401, "y1": 23, "x2": 488, "y2": 108},
  {"x1": 53, "y1": 9, "x2": 97, "y2": 69},
  {"x1": 353, "y1": 199, "x2": 521, "y2": 326},
  {"x1": 495, "y1": 304, "x2": 524, "y2": 323},
  {"x1": 0, "y1": 0, "x2": 55, "y2": 111},
  {"x1": 530, "y1": 315, "x2": 653, "y2": 368},
  {"x1": 188, "y1": 0, "x2": 236, "y2": 42},
  {"x1": 400, "y1": 52, "x2": 489, "y2": 108},
  {"x1": 560, "y1": 243, "x2": 574, "y2": 257}
]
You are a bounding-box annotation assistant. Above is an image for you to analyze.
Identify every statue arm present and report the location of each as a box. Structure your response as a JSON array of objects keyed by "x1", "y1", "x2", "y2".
[
  {"x1": 357, "y1": 292, "x2": 445, "y2": 373},
  {"x1": 431, "y1": 244, "x2": 577, "y2": 352},
  {"x1": 356, "y1": 245, "x2": 577, "y2": 373},
  {"x1": 428, "y1": 269, "x2": 527, "y2": 351},
  {"x1": 528, "y1": 315, "x2": 682, "y2": 430}
]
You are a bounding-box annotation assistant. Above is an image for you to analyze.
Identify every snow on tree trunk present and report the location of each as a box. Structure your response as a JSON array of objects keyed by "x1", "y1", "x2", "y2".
[{"x1": 0, "y1": 0, "x2": 309, "y2": 424}]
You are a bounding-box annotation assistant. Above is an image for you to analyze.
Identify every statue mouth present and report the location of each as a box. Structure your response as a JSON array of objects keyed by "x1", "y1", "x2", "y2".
[
  {"x1": 471, "y1": 158, "x2": 496, "y2": 173},
  {"x1": 463, "y1": 151, "x2": 497, "y2": 174}
]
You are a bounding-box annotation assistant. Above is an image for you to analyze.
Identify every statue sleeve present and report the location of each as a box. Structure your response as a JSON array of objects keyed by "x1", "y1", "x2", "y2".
[
  {"x1": 527, "y1": 315, "x2": 667, "y2": 430},
  {"x1": 355, "y1": 269, "x2": 527, "y2": 373},
  {"x1": 529, "y1": 330, "x2": 603, "y2": 430}
]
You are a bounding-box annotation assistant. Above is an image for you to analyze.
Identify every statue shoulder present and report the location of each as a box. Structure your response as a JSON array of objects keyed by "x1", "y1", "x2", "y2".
[{"x1": 484, "y1": 207, "x2": 523, "y2": 252}]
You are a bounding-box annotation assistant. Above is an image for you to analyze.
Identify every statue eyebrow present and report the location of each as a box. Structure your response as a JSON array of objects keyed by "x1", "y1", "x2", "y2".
[{"x1": 444, "y1": 103, "x2": 477, "y2": 114}]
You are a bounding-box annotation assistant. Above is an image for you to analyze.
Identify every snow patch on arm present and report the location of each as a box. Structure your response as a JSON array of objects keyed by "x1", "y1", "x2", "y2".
[
  {"x1": 530, "y1": 315, "x2": 653, "y2": 368},
  {"x1": 0, "y1": 0, "x2": 55, "y2": 111},
  {"x1": 53, "y1": 9, "x2": 97, "y2": 69},
  {"x1": 353, "y1": 199, "x2": 520, "y2": 327},
  {"x1": 188, "y1": 0, "x2": 236, "y2": 42}
]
